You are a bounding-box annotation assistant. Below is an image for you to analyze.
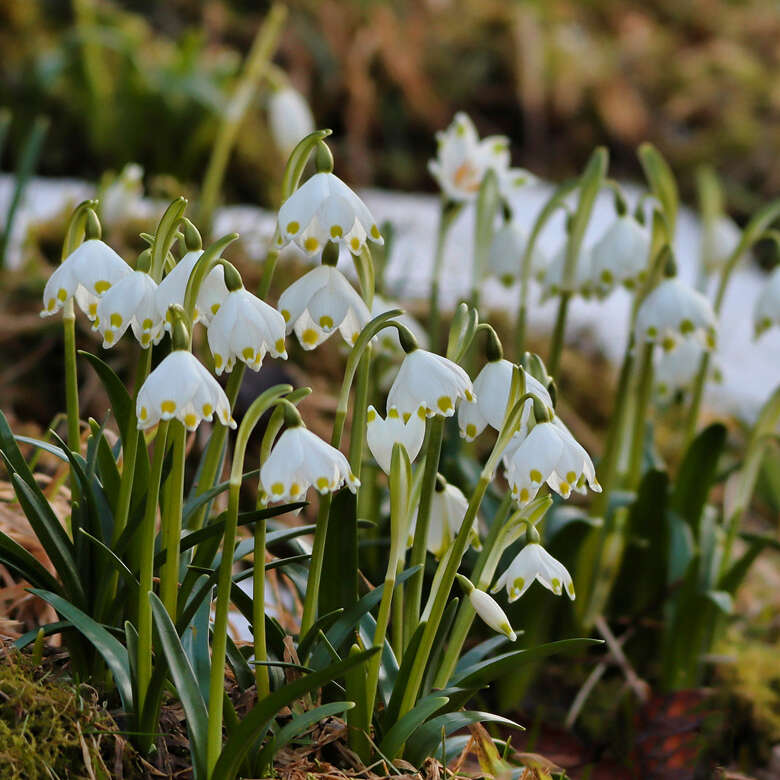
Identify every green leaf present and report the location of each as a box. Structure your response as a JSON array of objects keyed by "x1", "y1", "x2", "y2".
[
  {"x1": 383, "y1": 620, "x2": 427, "y2": 730},
  {"x1": 705, "y1": 590, "x2": 733, "y2": 614},
  {"x1": 319, "y1": 488, "x2": 359, "y2": 618},
  {"x1": 78, "y1": 351, "x2": 133, "y2": 446},
  {"x1": 638, "y1": 143, "x2": 679, "y2": 235},
  {"x1": 225, "y1": 634, "x2": 254, "y2": 693},
  {"x1": 720, "y1": 533, "x2": 778, "y2": 594},
  {"x1": 454, "y1": 636, "x2": 509, "y2": 676},
  {"x1": 450, "y1": 638, "x2": 602, "y2": 688},
  {"x1": 405, "y1": 711, "x2": 524, "y2": 767},
  {"x1": 670, "y1": 423, "x2": 726, "y2": 536},
  {"x1": 379, "y1": 696, "x2": 449, "y2": 759},
  {"x1": 30, "y1": 589, "x2": 133, "y2": 712},
  {"x1": 150, "y1": 592, "x2": 209, "y2": 778},
  {"x1": 211, "y1": 648, "x2": 379, "y2": 780},
  {"x1": 297, "y1": 608, "x2": 344, "y2": 662},
  {"x1": 0, "y1": 528, "x2": 62, "y2": 594},
  {"x1": 14, "y1": 621, "x2": 71, "y2": 650}
]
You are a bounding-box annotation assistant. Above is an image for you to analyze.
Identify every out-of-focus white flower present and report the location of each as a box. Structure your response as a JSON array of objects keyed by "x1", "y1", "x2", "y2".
[
  {"x1": 654, "y1": 337, "x2": 706, "y2": 398},
  {"x1": 276, "y1": 172, "x2": 383, "y2": 257},
  {"x1": 260, "y1": 425, "x2": 359, "y2": 504},
  {"x1": 458, "y1": 360, "x2": 552, "y2": 442},
  {"x1": 94, "y1": 270, "x2": 163, "y2": 348},
  {"x1": 366, "y1": 404, "x2": 426, "y2": 474},
  {"x1": 101, "y1": 163, "x2": 144, "y2": 225},
  {"x1": 278, "y1": 264, "x2": 370, "y2": 350},
  {"x1": 754, "y1": 265, "x2": 780, "y2": 337},
  {"x1": 268, "y1": 86, "x2": 315, "y2": 159},
  {"x1": 207, "y1": 288, "x2": 287, "y2": 373},
  {"x1": 541, "y1": 244, "x2": 594, "y2": 300},
  {"x1": 408, "y1": 480, "x2": 480, "y2": 558},
  {"x1": 370, "y1": 294, "x2": 428, "y2": 353},
  {"x1": 468, "y1": 587, "x2": 517, "y2": 641},
  {"x1": 504, "y1": 420, "x2": 600, "y2": 505},
  {"x1": 700, "y1": 215, "x2": 742, "y2": 275},
  {"x1": 428, "y1": 112, "x2": 510, "y2": 203},
  {"x1": 591, "y1": 214, "x2": 650, "y2": 296},
  {"x1": 41, "y1": 239, "x2": 131, "y2": 321},
  {"x1": 492, "y1": 542, "x2": 575, "y2": 602},
  {"x1": 635, "y1": 277, "x2": 716, "y2": 350},
  {"x1": 387, "y1": 347, "x2": 474, "y2": 418},
  {"x1": 136, "y1": 350, "x2": 235, "y2": 431},
  {"x1": 155, "y1": 250, "x2": 229, "y2": 329},
  {"x1": 487, "y1": 223, "x2": 547, "y2": 287},
  {"x1": 496, "y1": 166, "x2": 540, "y2": 203}
]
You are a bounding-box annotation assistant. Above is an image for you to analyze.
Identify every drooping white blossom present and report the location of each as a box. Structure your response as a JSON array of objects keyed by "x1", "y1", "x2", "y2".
[
  {"x1": 278, "y1": 264, "x2": 370, "y2": 350},
  {"x1": 487, "y1": 223, "x2": 547, "y2": 287},
  {"x1": 41, "y1": 239, "x2": 131, "y2": 321},
  {"x1": 276, "y1": 172, "x2": 383, "y2": 257},
  {"x1": 591, "y1": 214, "x2": 650, "y2": 296},
  {"x1": 260, "y1": 425, "x2": 359, "y2": 504},
  {"x1": 94, "y1": 270, "x2": 164, "y2": 348},
  {"x1": 366, "y1": 405, "x2": 426, "y2": 474},
  {"x1": 541, "y1": 244, "x2": 594, "y2": 300},
  {"x1": 492, "y1": 542, "x2": 575, "y2": 602},
  {"x1": 700, "y1": 214, "x2": 742, "y2": 275},
  {"x1": 136, "y1": 350, "x2": 235, "y2": 431},
  {"x1": 267, "y1": 86, "x2": 315, "y2": 158},
  {"x1": 654, "y1": 337, "x2": 706, "y2": 398},
  {"x1": 754, "y1": 265, "x2": 780, "y2": 337},
  {"x1": 207, "y1": 288, "x2": 287, "y2": 373}
]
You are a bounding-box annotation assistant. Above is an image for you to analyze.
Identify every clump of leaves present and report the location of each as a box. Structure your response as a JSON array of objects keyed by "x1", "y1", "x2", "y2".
[{"x1": 0, "y1": 646, "x2": 134, "y2": 778}]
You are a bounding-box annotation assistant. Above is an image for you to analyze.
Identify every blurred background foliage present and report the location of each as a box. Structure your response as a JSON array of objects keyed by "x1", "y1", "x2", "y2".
[{"x1": 1, "y1": 0, "x2": 779, "y2": 215}]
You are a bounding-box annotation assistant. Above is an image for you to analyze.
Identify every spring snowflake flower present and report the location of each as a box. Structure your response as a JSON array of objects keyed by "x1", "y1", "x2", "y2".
[
  {"x1": 468, "y1": 587, "x2": 517, "y2": 641},
  {"x1": 754, "y1": 265, "x2": 780, "y2": 337},
  {"x1": 136, "y1": 350, "x2": 235, "y2": 431},
  {"x1": 700, "y1": 214, "x2": 742, "y2": 274},
  {"x1": 487, "y1": 223, "x2": 547, "y2": 287},
  {"x1": 408, "y1": 480, "x2": 480, "y2": 559},
  {"x1": 41, "y1": 239, "x2": 131, "y2": 320},
  {"x1": 541, "y1": 244, "x2": 594, "y2": 300},
  {"x1": 278, "y1": 264, "x2": 371, "y2": 350},
  {"x1": 260, "y1": 425, "x2": 359, "y2": 504},
  {"x1": 94, "y1": 270, "x2": 164, "y2": 348},
  {"x1": 503, "y1": 420, "x2": 600, "y2": 505},
  {"x1": 492, "y1": 542, "x2": 575, "y2": 602},
  {"x1": 155, "y1": 250, "x2": 229, "y2": 329},
  {"x1": 276, "y1": 172, "x2": 383, "y2": 257},
  {"x1": 207, "y1": 288, "x2": 287, "y2": 374},
  {"x1": 268, "y1": 86, "x2": 315, "y2": 158},
  {"x1": 654, "y1": 337, "x2": 707, "y2": 398},
  {"x1": 428, "y1": 112, "x2": 510, "y2": 202},
  {"x1": 101, "y1": 163, "x2": 144, "y2": 225},
  {"x1": 635, "y1": 277, "x2": 716, "y2": 350},
  {"x1": 458, "y1": 360, "x2": 552, "y2": 442},
  {"x1": 591, "y1": 214, "x2": 650, "y2": 296},
  {"x1": 387, "y1": 347, "x2": 474, "y2": 418},
  {"x1": 366, "y1": 405, "x2": 426, "y2": 474}
]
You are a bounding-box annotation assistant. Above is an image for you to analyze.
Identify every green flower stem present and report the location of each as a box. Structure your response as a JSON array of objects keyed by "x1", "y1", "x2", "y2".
[
  {"x1": 392, "y1": 557, "x2": 405, "y2": 660},
  {"x1": 547, "y1": 291, "x2": 571, "y2": 378},
  {"x1": 63, "y1": 302, "x2": 81, "y2": 456},
  {"x1": 207, "y1": 385, "x2": 290, "y2": 773},
  {"x1": 186, "y1": 365, "x2": 246, "y2": 532},
  {"x1": 626, "y1": 343, "x2": 654, "y2": 489},
  {"x1": 253, "y1": 514, "x2": 269, "y2": 698},
  {"x1": 258, "y1": 248, "x2": 279, "y2": 300},
  {"x1": 402, "y1": 415, "x2": 445, "y2": 645},
  {"x1": 136, "y1": 420, "x2": 170, "y2": 719},
  {"x1": 198, "y1": 4, "x2": 287, "y2": 233},
  {"x1": 160, "y1": 421, "x2": 186, "y2": 619},
  {"x1": 348, "y1": 345, "x2": 372, "y2": 477},
  {"x1": 428, "y1": 200, "x2": 462, "y2": 350}
]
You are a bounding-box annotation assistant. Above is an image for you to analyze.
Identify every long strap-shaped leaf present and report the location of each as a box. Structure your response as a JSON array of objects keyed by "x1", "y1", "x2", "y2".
[
  {"x1": 0, "y1": 528, "x2": 62, "y2": 594},
  {"x1": 379, "y1": 695, "x2": 449, "y2": 759},
  {"x1": 210, "y1": 647, "x2": 378, "y2": 780},
  {"x1": 150, "y1": 593, "x2": 209, "y2": 779},
  {"x1": 30, "y1": 589, "x2": 133, "y2": 713}
]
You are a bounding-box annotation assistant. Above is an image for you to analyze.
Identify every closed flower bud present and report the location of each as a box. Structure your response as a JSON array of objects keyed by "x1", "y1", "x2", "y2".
[
  {"x1": 468, "y1": 588, "x2": 517, "y2": 641},
  {"x1": 268, "y1": 86, "x2": 315, "y2": 159},
  {"x1": 700, "y1": 215, "x2": 742, "y2": 275}
]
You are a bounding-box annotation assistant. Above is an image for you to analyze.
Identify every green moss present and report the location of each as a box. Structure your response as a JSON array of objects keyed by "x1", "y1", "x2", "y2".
[{"x1": 0, "y1": 647, "x2": 133, "y2": 779}]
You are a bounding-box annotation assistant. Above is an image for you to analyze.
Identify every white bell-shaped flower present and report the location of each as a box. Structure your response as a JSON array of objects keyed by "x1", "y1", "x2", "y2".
[
  {"x1": 635, "y1": 277, "x2": 716, "y2": 350},
  {"x1": 591, "y1": 214, "x2": 650, "y2": 296},
  {"x1": 276, "y1": 172, "x2": 383, "y2": 257},
  {"x1": 458, "y1": 360, "x2": 552, "y2": 442},
  {"x1": 207, "y1": 288, "x2": 287, "y2": 374},
  {"x1": 754, "y1": 265, "x2": 780, "y2": 337},
  {"x1": 492, "y1": 542, "x2": 575, "y2": 602},
  {"x1": 487, "y1": 223, "x2": 547, "y2": 287},
  {"x1": 408, "y1": 480, "x2": 480, "y2": 559},
  {"x1": 366, "y1": 404, "x2": 426, "y2": 474},
  {"x1": 94, "y1": 270, "x2": 164, "y2": 348},
  {"x1": 541, "y1": 244, "x2": 594, "y2": 300},
  {"x1": 370, "y1": 294, "x2": 428, "y2": 353},
  {"x1": 700, "y1": 215, "x2": 742, "y2": 274},
  {"x1": 41, "y1": 239, "x2": 131, "y2": 320},
  {"x1": 504, "y1": 420, "x2": 600, "y2": 505},
  {"x1": 387, "y1": 347, "x2": 474, "y2": 418},
  {"x1": 654, "y1": 337, "x2": 706, "y2": 398},
  {"x1": 136, "y1": 349, "x2": 235, "y2": 432},
  {"x1": 469, "y1": 588, "x2": 517, "y2": 641},
  {"x1": 155, "y1": 250, "x2": 229, "y2": 330},
  {"x1": 268, "y1": 86, "x2": 315, "y2": 159},
  {"x1": 428, "y1": 112, "x2": 510, "y2": 203},
  {"x1": 101, "y1": 163, "x2": 144, "y2": 225},
  {"x1": 260, "y1": 425, "x2": 359, "y2": 504},
  {"x1": 278, "y1": 264, "x2": 371, "y2": 350}
]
